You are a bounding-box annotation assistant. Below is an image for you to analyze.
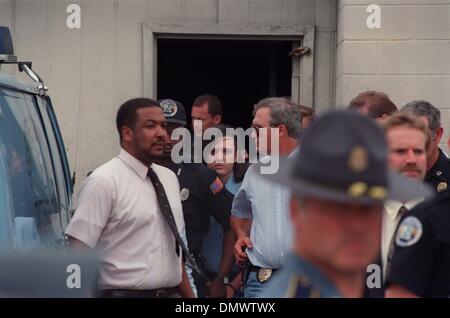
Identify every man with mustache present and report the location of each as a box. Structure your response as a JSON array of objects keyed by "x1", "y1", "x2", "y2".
[
  {"x1": 258, "y1": 111, "x2": 429, "y2": 298},
  {"x1": 381, "y1": 114, "x2": 430, "y2": 280},
  {"x1": 401, "y1": 100, "x2": 450, "y2": 193},
  {"x1": 384, "y1": 113, "x2": 450, "y2": 298},
  {"x1": 65, "y1": 98, "x2": 195, "y2": 297}
]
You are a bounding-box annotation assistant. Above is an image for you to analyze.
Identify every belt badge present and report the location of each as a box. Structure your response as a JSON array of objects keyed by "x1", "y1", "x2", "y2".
[{"x1": 258, "y1": 268, "x2": 272, "y2": 283}]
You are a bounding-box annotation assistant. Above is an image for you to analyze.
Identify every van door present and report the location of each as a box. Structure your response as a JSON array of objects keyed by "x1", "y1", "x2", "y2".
[
  {"x1": 35, "y1": 95, "x2": 73, "y2": 231},
  {"x1": 0, "y1": 87, "x2": 66, "y2": 250},
  {"x1": 0, "y1": 139, "x2": 15, "y2": 249}
]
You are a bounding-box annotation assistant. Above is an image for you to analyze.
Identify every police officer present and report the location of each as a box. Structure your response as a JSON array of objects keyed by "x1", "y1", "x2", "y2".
[
  {"x1": 156, "y1": 99, "x2": 235, "y2": 298},
  {"x1": 401, "y1": 100, "x2": 450, "y2": 193},
  {"x1": 385, "y1": 189, "x2": 450, "y2": 297},
  {"x1": 257, "y1": 110, "x2": 431, "y2": 298}
]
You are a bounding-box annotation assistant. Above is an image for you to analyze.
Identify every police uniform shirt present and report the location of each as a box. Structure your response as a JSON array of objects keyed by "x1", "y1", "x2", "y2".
[
  {"x1": 259, "y1": 254, "x2": 341, "y2": 298},
  {"x1": 65, "y1": 149, "x2": 185, "y2": 290},
  {"x1": 381, "y1": 198, "x2": 422, "y2": 276},
  {"x1": 386, "y1": 190, "x2": 450, "y2": 297},
  {"x1": 425, "y1": 149, "x2": 450, "y2": 193},
  {"x1": 167, "y1": 162, "x2": 233, "y2": 255}
]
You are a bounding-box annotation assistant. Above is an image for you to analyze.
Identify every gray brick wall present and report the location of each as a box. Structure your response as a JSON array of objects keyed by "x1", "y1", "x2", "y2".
[{"x1": 336, "y1": 0, "x2": 450, "y2": 148}]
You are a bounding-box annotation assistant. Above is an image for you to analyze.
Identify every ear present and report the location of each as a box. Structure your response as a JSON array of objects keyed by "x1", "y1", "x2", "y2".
[
  {"x1": 434, "y1": 127, "x2": 444, "y2": 143},
  {"x1": 213, "y1": 114, "x2": 222, "y2": 125},
  {"x1": 121, "y1": 126, "x2": 133, "y2": 143},
  {"x1": 278, "y1": 124, "x2": 289, "y2": 138}
]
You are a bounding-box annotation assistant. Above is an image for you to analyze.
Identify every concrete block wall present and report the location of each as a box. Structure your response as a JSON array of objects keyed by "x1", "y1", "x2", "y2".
[
  {"x1": 0, "y1": 0, "x2": 337, "y2": 199},
  {"x1": 336, "y1": 0, "x2": 450, "y2": 149}
]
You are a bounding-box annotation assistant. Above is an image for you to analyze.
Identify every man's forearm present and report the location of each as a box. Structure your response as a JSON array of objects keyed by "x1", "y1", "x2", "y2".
[
  {"x1": 177, "y1": 265, "x2": 196, "y2": 298},
  {"x1": 230, "y1": 215, "x2": 252, "y2": 239},
  {"x1": 217, "y1": 229, "x2": 236, "y2": 279}
]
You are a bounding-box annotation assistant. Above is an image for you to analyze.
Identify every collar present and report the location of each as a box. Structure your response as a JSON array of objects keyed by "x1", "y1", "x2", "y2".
[
  {"x1": 225, "y1": 172, "x2": 242, "y2": 195},
  {"x1": 384, "y1": 197, "x2": 423, "y2": 220},
  {"x1": 286, "y1": 254, "x2": 341, "y2": 298},
  {"x1": 426, "y1": 149, "x2": 450, "y2": 181},
  {"x1": 288, "y1": 146, "x2": 300, "y2": 158},
  {"x1": 257, "y1": 146, "x2": 300, "y2": 169},
  {"x1": 118, "y1": 148, "x2": 151, "y2": 180}
]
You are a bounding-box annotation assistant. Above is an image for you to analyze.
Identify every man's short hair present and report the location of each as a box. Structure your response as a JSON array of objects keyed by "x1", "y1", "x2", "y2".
[
  {"x1": 192, "y1": 94, "x2": 223, "y2": 117},
  {"x1": 401, "y1": 100, "x2": 441, "y2": 132},
  {"x1": 116, "y1": 97, "x2": 160, "y2": 141},
  {"x1": 348, "y1": 90, "x2": 398, "y2": 119},
  {"x1": 299, "y1": 104, "x2": 315, "y2": 117},
  {"x1": 253, "y1": 97, "x2": 302, "y2": 138},
  {"x1": 382, "y1": 113, "x2": 431, "y2": 151}
]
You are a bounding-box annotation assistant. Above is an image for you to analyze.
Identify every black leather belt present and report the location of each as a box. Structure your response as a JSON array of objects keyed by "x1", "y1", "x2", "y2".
[
  {"x1": 100, "y1": 287, "x2": 178, "y2": 298},
  {"x1": 248, "y1": 265, "x2": 278, "y2": 283}
]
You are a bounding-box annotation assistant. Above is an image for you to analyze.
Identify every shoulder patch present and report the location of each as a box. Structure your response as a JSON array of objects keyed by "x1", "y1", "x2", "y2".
[
  {"x1": 210, "y1": 177, "x2": 224, "y2": 195},
  {"x1": 396, "y1": 216, "x2": 423, "y2": 247}
]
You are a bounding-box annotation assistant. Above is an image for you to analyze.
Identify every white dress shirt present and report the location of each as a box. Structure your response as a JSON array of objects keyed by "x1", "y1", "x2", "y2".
[
  {"x1": 65, "y1": 148, "x2": 185, "y2": 290},
  {"x1": 381, "y1": 198, "x2": 423, "y2": 277}
]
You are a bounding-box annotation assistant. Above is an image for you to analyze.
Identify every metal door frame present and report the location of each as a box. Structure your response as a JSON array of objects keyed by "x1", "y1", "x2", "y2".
[{"x1": 142, "y1": 22, "x2": 315, "y2": 107}]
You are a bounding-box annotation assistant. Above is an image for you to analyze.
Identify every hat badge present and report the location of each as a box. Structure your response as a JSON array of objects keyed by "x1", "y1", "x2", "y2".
[
  {"x1": 348, "y1": 182, "x2": 368, "y2": 197},
  {"x1": 347, "y1": 146, "x2": 369, "y2": 173},
  {"x1": 160, "y1": 99, "x2": 178, "y2": 117},
  {"x1": 368, "y1": 186, "x2": 387, "y2": 200}
]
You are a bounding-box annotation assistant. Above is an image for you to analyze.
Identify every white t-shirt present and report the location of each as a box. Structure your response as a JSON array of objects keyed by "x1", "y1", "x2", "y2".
[{"x1": 65, "y1": 148, "x2": 185, "y2": 290}]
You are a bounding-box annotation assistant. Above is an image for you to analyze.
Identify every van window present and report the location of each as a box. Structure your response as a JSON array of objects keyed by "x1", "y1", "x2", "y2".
[
  {"x1": 0, "y1": 88, "x2": 60, "y2": 250},
  {"x1": 36, "y1": 96, "x2": 71, "y2": 230}
]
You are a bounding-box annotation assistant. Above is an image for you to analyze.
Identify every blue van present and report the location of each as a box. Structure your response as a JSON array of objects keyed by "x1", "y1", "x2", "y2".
[{"x1": 0, "y1": 26, "x2": 73, "y2": 252}]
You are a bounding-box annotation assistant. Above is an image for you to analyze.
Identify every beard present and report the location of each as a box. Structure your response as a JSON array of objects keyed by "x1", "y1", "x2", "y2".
[{"x1": 132, "y1": 139, "x2": 165, "y2": 165}]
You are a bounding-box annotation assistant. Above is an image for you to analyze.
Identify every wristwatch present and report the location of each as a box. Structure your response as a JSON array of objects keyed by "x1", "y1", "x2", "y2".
[{"x1": 214, "y1": 276, "x2": 229, "y2": 284}]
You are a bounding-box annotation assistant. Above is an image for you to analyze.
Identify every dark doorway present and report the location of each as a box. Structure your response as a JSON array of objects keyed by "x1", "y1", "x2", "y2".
[{"x1": 157, "y1": 39, "x2": 292, "y2": 129}]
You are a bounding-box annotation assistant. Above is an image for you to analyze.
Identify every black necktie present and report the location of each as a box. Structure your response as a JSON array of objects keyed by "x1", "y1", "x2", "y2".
[
  {"x1": 385, "y1": 205, "x2": 408, "y2": 279},
  {"x1": 147, "y1": 167, "x2": 206, "y2": 279}
]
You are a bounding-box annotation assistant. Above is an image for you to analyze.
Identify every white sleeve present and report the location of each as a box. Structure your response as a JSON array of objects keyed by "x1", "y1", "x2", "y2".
[
  {"x1": 231, "y1": 168, "x2": 253, "y2": 219},
  {"x1": 65, "y1": 176, "x2": 113, "y2": 249}
]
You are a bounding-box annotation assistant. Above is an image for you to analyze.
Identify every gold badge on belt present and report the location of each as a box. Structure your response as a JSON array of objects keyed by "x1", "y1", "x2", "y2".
[{"x1": 257, "y1": 268, "x2": 273, "y2": 283}]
